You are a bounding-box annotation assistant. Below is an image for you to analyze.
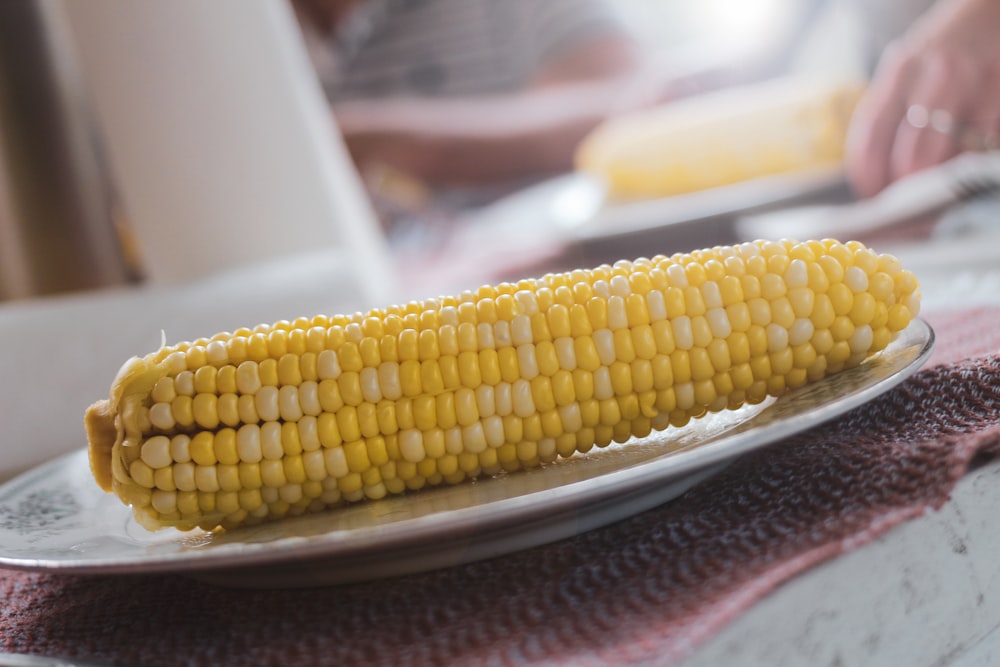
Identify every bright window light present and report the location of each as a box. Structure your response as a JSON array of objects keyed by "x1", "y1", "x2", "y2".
[
  {"x1": 687, "y1": 0, "x2": 791, "y2": 45},
  {"x1": 617, "y1": 0, "x2": 799, "y2": 59}
]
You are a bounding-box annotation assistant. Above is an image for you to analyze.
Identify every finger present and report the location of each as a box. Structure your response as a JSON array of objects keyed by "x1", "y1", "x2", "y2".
[
  {"x1": 956, "y1": 63, "x2": 1000, "y2": 151},
  {"x1": 889, "y1": 53, "x2": 971, "y2": 182},
  {"x1": 957, "y1": 123, "x2": 1000, "y2": 153},
  {"x1": 845, "y1": 45, "x2": 917, "y2": 198}
]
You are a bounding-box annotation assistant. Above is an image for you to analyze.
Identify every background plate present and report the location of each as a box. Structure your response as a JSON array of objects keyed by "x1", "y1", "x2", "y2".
[
  {"x1": 0, "y1": 320, "x2": 933, "y2": 588},
  {"x1": 573, "y1": 165, "x2": 848, "y2": 241}
]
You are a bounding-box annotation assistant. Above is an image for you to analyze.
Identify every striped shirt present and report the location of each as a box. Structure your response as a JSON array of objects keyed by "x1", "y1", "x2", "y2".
[{"x1": 313, "y1": 0, "x2": 627, "y2": 100}]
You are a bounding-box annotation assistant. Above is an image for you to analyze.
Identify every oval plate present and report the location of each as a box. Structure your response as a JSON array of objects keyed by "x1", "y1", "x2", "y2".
[{"x1": 0, "y1": 320, "x2": 933, "y2": 587}]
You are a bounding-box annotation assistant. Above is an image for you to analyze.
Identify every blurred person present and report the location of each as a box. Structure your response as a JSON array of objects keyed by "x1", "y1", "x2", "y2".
[
  {"x1": 291, "y1": 0, "x2": 653, "y2": 193},
  {"x1": 845, "y1": 0, "x2": 1000, "y2": 197},
  {"x1": 294, "y1": 0, "x2": 1000, "y2": 212}
]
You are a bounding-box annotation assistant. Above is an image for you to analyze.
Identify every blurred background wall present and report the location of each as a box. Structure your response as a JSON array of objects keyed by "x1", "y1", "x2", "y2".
[{"x1": 0, "y1": 0, "x2": 133, "y2": 301}]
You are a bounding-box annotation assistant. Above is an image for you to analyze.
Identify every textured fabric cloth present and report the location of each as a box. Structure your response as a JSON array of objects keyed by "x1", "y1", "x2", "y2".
[{"x1": 1, "y1": 305, "x2": 998, "y2": 666}]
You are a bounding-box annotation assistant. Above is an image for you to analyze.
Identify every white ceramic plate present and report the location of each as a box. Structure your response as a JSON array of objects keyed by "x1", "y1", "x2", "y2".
[{"x1": 0, "y1": 320, "x2": 933, "y2": 588}]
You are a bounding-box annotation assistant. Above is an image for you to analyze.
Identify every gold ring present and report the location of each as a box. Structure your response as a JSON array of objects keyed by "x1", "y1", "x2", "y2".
[{"x1": 907, "y1": 104, "x2": 997, "y2": 151}]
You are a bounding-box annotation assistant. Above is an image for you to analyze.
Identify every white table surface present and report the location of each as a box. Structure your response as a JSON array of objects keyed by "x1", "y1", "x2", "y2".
[{"x1": 682, "y1": 459, "x2": 1000, "y2": 667}]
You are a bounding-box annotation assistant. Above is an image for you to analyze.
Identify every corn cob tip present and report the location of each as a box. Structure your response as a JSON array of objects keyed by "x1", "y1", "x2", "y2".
[
  {"x1": 85, "y1": 399, "x2": 115, "y2": 491},
  {"x1": 86, "y1": 354, "x2": 169, "y2": 495}
]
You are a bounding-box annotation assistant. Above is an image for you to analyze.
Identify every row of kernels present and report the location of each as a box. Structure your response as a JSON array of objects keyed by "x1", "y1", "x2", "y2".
[
  {"x1": 655, "y1": 242, "x2": 854, "y2": 297},
  {"x1": 159, "y1": 321, "x2": 352, "y2": 378},
  {"x1": 148, "y1": 478, "x2": 336, "y2": 524},
  {"x1": 317, "y1": 398, "x2": 678, "y2": 465},
  {"x1": 371, "y1": 407, "x2": 602, "y2": 465},
  {"x1": 148, "y1": 379, "x2": 323, "y2": 432},
  {"x1": 152, "y1": 354, "x2": 322, "y2": 405},
  {"x1": 314, "y1": 336, "x2": 682, "y2": 408},
  {"x1": 134, "y1": 446, "x2": 355, "y2": 494},
  {"x1": 140, "y1": 419, "x2": 322, "y2": 469}
]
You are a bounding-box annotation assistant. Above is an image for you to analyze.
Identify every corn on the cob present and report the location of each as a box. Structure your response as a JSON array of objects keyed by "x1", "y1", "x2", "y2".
[
  {"x1": 85, "y1": 239, "x2": 920, "y2": 532},
  {"x1": 576, "y1": 78, "x2": 865, "y2": 200}
]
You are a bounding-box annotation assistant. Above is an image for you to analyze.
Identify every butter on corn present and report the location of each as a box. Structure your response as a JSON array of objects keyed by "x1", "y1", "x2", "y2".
[
  {"x1": 576, "y1": 78, "x2": 865, "y2": 201},
  {"x1": 85, "y1": 239, "x2": 920, "y2": 532}
]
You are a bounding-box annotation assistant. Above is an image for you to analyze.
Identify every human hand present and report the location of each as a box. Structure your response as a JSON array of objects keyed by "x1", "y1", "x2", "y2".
[{"x1": 845, "y1": 0, "x2": 1000, "y2": 198}]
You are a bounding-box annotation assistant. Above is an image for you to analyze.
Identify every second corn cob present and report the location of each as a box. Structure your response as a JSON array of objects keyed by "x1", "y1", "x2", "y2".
[
  {"x1": 85, "y1": 239, "x2": 920, "y2": 532},
  {"x1": 576, "y1": 78, "x2": 865, "y2": 200}
]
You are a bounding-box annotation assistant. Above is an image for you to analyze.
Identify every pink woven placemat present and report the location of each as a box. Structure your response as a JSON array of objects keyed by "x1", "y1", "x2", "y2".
[{"x1": 2, "y1": 305, "x2": 998, "y2": 667}]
